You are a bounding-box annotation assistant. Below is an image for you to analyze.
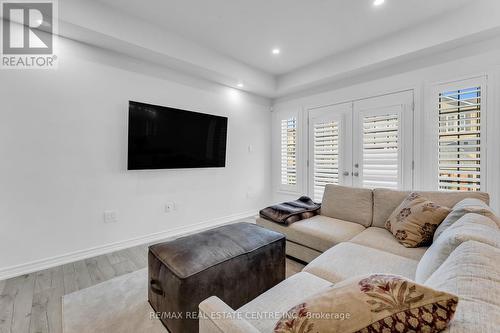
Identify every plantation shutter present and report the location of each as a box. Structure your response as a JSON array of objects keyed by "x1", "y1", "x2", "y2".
[
  {"x1": 312, "y1": 120, "x2": 340, "y2": 201},
  {"x1": 362, "y1": 114, "x2": 399, "y2": 189},
  {"x1": 438, "y1": 87, "x2": 481, "y2": 191},
  {"x1": 281, "y1": 118, "x2": 297, "y2": 186}
]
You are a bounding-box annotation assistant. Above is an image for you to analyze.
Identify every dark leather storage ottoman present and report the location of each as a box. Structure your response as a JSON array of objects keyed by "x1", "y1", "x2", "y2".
[{"x1": 148, "y1": 222, "x2": 286, "y2": 333}]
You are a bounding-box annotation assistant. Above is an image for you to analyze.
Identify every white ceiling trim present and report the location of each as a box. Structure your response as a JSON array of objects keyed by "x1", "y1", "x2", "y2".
[
  {"x1": 277, "y1": 0, "x2": 500, "y2": 97},
  {"x1": 58, "y1": 0, "x2": 276, "y2": 97},
  {"x1": 52, "y1": 0, "x2": 500, "y2": 99}
]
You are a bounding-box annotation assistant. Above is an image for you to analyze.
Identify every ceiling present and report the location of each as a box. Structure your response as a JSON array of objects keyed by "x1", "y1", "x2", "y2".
[
  {"x1": 57, "y1": 0, "x2": 500, "y2": 98},
  {"x1": 97, "y1": 0, "x2": 473, "y2": 75}
]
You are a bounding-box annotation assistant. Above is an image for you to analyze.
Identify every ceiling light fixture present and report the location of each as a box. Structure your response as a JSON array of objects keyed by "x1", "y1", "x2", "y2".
[
  {"x1": 237, "y1": 83, "x2": 244, "y2": 88},
  {"x1": 272, "y1": 48, "x2": 281, "y2": 55},
  {"x1": 373, "y1": 0, "x2": 385, "y2": 6}
]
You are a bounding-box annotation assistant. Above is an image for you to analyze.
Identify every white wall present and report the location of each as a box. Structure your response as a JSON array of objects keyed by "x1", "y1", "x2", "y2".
[
  {"x1": 271, "y1": 38, "x2": 500, "y2": 212},
  {"x1": 0, "y1": 36, "x2": 272, "y2": 276}
]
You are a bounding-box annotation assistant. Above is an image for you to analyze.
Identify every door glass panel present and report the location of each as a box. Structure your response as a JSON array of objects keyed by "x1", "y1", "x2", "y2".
[
  {"x1": 312, "y1": 120, "x2": 340, "y2": 201},
  {"x1": 362, "y1": 114, "x2": 400, "y2": 189}
]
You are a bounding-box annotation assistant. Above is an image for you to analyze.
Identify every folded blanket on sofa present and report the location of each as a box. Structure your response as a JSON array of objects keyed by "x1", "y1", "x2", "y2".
[{"x1": 259, "y1": 196, "x2": 321, "y2": 225}]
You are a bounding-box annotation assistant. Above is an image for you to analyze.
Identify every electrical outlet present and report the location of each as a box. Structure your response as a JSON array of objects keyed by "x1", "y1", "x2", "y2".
[
  {"x1": 165, "y1": 202, "x2": 176, "y2": 213},
  {"x1": 104, "y1": 210, "x2": 118, "y2": 223}
]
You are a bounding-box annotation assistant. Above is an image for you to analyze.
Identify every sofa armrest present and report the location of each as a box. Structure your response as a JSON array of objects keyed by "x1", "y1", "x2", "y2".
[{"x1": 199, "y1": 296, "x2": 261, "y2": 333}]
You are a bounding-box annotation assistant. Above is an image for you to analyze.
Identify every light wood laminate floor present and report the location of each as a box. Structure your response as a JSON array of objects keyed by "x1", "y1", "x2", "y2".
[{"x1": 0, "y1": 244, "x2": 304, "y2": 333}]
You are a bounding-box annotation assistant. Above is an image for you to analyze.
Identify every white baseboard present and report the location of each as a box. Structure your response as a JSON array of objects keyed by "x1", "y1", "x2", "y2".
[{"x1": 0, "y1": 210, "x2": 258, "y2": 281}]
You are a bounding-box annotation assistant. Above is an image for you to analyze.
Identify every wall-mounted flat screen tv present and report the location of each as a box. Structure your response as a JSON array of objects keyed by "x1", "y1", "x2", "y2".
[{"x1": 128, "y1": 101, "x2": 228, "y2": 170}]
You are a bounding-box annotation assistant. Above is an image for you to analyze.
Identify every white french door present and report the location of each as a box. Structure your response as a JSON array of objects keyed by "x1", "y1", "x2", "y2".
[
  {"x1": 308, "y1": 91, "x2": 413, "y2": 201},
  {"x1": 353, "y1": 92, "x2": 413, "y2": 190},
  {"x1": 308, "y1": 102, "x2": 352, "y2": 202}
]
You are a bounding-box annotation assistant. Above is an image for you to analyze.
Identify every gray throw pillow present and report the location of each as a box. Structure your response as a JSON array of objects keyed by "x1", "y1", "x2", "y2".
[
  {"x1": 415, "y1": 213, "x2": 499, "y2": 283},
  {"x1": 433, "y1": 198, "x2": 499, "y2": 242}
]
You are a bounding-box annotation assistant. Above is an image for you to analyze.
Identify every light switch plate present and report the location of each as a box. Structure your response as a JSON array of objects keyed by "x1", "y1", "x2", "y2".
[{"x1": 104, "y1": 210, "x2": 118, "y2": 223}]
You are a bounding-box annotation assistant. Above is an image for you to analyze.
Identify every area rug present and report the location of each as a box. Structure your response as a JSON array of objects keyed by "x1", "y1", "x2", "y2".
[
  {"x1": 62, "y1": 268, "x2": 168, "y2": 333},
  {"x1": 63, "y1": 259, "x2": 303, "y2": 333}
]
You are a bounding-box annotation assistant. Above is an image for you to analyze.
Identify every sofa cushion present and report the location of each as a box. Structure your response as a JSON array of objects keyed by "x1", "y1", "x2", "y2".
[
  {"x1": 303, "y1": 242, "x2": 419, "y2": 283},
  {"x1": 321, "y1": 184, "x2": 373, "y2": 227},
  {"x1": 237, "y1": 272, "x2": 331, "y2": 333},
  {"x1": 385, "y1": 193, "x2": 451, "y2": 248},
  {"x1": 434, "y1": 198, "x2": 500, "y2": 242},
  {"x1": 415, "y1": 214, "x2": 499, "y2": 283},
  {"x1": 256, "y1": 215, "x2": 365, "y2": 253},
  {"x1": 274, "y1": 274, "x2": 458, "y2": 333},
  {"x1": 425, "y1": 241, "x2": 500, "y2": 333},
  {"x1": 372, "y1": 188, "x2": 489, "y2": 228},
  {"x1": 349, "y1": 227, "x2": 428, "y2": 260}
]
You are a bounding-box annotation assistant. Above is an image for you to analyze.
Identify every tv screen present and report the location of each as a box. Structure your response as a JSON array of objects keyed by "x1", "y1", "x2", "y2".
[{"x1": 128, "y1": 101, "x2": 228, "y2": 170}]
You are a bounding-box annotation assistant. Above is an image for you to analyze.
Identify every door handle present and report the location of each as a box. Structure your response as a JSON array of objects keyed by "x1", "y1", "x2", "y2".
[
  {"x1": 352, "y1": 172, "x2": 359, "y2": 177},
  {"x1": 343, "y1": 171, "x2": 350, "y2": 176}
]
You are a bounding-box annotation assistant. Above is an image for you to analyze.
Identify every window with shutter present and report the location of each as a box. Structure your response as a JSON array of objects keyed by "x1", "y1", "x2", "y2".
[
  {"x1": 362, "y1": 114, "x2": 399, "y2": 189},
  {"x1": 312, "y1": 121, "x2": 340, "y2": 201},
  {"x1": 438, "y1": 87, "x2": 481, "y2": 191},
  {"x1": 280, "y1": 118, "x2": 297, "y2": 186}
]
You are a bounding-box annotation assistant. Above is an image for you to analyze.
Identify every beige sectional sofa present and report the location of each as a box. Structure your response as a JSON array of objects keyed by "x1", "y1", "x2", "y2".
[
  {"x1": 256, "y1": 185, "x2": 489, "y2": 262},
  {"x1": 198, "y1": 185, "x2": 500, "y2": 333}
]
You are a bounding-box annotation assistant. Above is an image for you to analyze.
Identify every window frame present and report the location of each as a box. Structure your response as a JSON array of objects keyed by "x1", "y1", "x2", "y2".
[
  {"x1": 427, "y1": 76, "x2": 488, "y2": 192},
  {"x1": 274, "y1": 108, "x2": 302, "y2": 194}
]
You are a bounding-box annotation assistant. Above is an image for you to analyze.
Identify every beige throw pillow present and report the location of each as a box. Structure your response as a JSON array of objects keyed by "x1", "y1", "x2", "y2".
[
  {"x1": 274, "y1": 274, "x2": 458, "y2": 333},
  {"x1": 385, "y1": 193, "x2": 451, "y2": 248}
]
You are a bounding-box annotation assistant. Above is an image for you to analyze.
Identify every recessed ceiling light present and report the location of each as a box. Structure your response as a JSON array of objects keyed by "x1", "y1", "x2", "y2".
[
  {"x1": 272, "y1": 48, "x2": 281, "y2": 55},
  {"x1": 237, "y1": 83, "x2": 244, "y2": 88},
  {"x1": 373, "y1": 0, "x2": 385, "y2": 6}
]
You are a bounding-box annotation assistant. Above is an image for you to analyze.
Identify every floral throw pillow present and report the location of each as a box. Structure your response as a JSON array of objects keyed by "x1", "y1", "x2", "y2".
[
  {"x1": 274, "y1": 274, "x2": 458, "y2": 333},
  {"x1": 385, "y1": 193, "x2": 451, "y2": 247}
]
